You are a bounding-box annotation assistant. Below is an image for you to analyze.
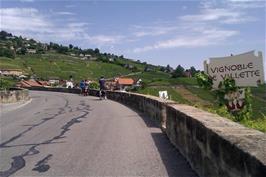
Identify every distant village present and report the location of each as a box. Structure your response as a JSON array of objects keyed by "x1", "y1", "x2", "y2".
[
  {"x1": 1, "y1": 30, "x2": 199, "y2": 91},
  {"x1": 0, "y1": 68, "x2": 142, "y2": 91}
]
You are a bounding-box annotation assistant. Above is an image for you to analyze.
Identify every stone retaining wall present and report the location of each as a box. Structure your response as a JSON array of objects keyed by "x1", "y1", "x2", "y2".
[
  {"x1": 103, "y1": 90, "x2": 266, "y2": 177},
  {"x1": 28, "y1": 86, "x2": 81, "y2": 94},
  {"x1": 0, "y1": 88, "x2": 30, "y2": 103},
  {"x1": 29, "y1": 87, "x2": 266, "y2": 177}
]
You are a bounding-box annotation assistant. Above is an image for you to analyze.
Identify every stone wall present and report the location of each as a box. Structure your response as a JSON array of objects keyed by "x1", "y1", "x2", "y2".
[
  {"x1": 102, "y1": 90, "x2": 266, "y2": 177},
  {"x1": 28, "y1": 87, "x2": 266, "y2": 177},
  {"x1": 0, "y1": 88, "x2": 30, "y2": 103},
  {"x1": 28, "y1": 86, "x2": 81, "y2": 94}
]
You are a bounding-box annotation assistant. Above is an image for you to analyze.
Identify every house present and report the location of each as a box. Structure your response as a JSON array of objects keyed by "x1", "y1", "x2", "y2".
[
  {"x1": 36, "y1": 81, "x2": 50, "y2": 87},
  {"x1": 116, "y1": 78, "x2": 135, "y2": 91},
  {"x1": 48, "y1": 77, "x2": 60, "y2": 85},
  {"x1": 16, "y1": 47, "x2": 22, "y2": 52},
  {"x1": 124, "y1": 64, "x2": 134, "y2": 69},
  {"x1": 18, "y1": 75, "x2": 28, "y2": 79},
  {"x1": 105, "y1": 79, "x2": 117, "y2": 90},
  {"x1": 184, "y1": 70, "x2": 192, "y2": 78},
  {"x1": 79, "y1": 53, "x2": 85, "y2": 57},
  {"x1": 85, "y1": 54, "x2": 91, "y2": 58},
  {"x1": 27, "y1": 49, "x2": 36, "y2": 54},
  {"x1": 16, "y1": 80, "x2": 43, "y2": 88},
  {"x1": 6, "y1": 36, "x2": 15, "y2": 40},
  {"x1": 0, "y1": 69, "x2": 23, "y2": 76}
]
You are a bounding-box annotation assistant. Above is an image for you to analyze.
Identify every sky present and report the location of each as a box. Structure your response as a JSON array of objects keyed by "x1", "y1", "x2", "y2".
[{"x1": 1, "y1": 0, "x2": 265, "y2": 73}]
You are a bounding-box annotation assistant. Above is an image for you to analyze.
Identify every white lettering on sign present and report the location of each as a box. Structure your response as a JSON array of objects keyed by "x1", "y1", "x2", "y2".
[{"x1": 204, "y1": 51, "x2": 265, "y2": 88}]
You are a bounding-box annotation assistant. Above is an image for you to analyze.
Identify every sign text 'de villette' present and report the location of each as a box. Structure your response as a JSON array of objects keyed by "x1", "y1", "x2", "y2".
[{"x1": 204, "y1": 51, "x2": 265, "y2": 88}]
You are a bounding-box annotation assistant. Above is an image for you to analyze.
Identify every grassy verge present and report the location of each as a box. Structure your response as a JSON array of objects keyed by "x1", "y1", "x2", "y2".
[
  {"x1": 136, "y1": 86, "x2": 189, "y2": 104},
  {"x1": 0, "y1": 76, "x2": 17, "y2": 90},
  {"x1": 134, "y1": 80, "x2": 266, "y2": 132}
]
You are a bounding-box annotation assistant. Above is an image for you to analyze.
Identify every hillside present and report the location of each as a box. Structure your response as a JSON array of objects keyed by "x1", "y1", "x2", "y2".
[
  {"x1": 0, "y1": 31, "x2": 265, "y2": 132},
  {"x1": 0, "y1": 53, "x2": 133, "y2": 81}
]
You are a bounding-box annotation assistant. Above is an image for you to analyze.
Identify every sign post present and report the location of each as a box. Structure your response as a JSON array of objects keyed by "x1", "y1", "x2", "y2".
[
  {"x1": 204, "y1": 51, "x2": 264, "y2": 88},
  {"x1": 203, "y1": 51, "x2": 264, "y2": 113}
]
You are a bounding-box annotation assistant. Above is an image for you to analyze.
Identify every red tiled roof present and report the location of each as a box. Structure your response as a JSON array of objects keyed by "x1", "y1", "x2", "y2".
[
  {"x1": 117, "y1": 78, "x2": 134, "y2": 85},
  {"x1": 17, "y1": 81, "x2": 31, "y2": 88},
  {"x1": 20, "y1": 80, "x2": 43, "y2": 87},
  {"x1": 37, "y1": 81, "x2": 49, "y2": 86}
]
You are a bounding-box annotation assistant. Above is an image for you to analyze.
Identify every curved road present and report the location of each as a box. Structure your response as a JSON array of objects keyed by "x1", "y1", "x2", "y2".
[{"x1": 0, "y1": 91, "x2": 197, "y2": 177}]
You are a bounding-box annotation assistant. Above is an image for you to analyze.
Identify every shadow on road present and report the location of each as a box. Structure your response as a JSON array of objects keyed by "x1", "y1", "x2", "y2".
[{"x1": 127, "y1": 107, "x2": 198, "y2": 177}]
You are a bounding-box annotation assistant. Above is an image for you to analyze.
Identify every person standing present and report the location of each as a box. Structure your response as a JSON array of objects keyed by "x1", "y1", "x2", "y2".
[
  {"x1": 79, "y1": 80, "x2": 85, "y2": 95},
  {"x1": 99, "y1": 76, "x2": 106, "y2": 99},
  {"x1": 84, "y1": 79, "x2": 89, "y2": 96}
]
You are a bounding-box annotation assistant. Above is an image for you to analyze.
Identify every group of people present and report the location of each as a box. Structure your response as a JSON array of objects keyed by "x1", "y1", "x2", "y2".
[
  {"x1": 78, "y1": 76, "x2": 106, "y2": 99},
  {"x1": 79, "y1": 79, "x2": 91, "y2": 96}
]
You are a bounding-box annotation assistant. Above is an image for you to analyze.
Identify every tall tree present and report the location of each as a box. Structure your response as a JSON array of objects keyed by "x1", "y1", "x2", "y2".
[
  {"x1": 172, "y1": 65, "x2": 185, "y2": 78},
  {"x1": 190, "y1": 66, "x2": 197, "y2": 77},
  {"x1": 94, "y1": 48, "x2": 100, "y2": 54}
]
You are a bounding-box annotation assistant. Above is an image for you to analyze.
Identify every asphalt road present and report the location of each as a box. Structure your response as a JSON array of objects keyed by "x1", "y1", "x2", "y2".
[{"x1": 0, "y1": 91, "x2": 197, "y2": 177}]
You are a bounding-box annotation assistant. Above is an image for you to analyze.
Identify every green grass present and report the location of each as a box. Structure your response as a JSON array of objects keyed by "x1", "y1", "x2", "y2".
[
  {"x1": 1, "y1": 53, "x2": 133, "y2": 81},
  {"x1": 136, "y1": 86, "x2": 189, "y2": 104},
  {"x1": 135, "y1": 80, "x2": 266, "y2": 132},
  {"x1": 0, "y1": 57, "x2": 28, "y2": 70},
  {"x1": 250, "y1": 95, "x2": 266, "y2": 120},
  {"x1": 185, "y1": 85, "x2": 217, "y2": 103},
  {"x1": 251, "y1": 84, "x2": 266, "y2": 100},
  {"x1": 116, "y1": 58, "x2": 146, "y2": 70},
  {"x1": 0, "y1": 76, "x2": 17, "y2": 90},
  {"x1": 131, "y1": 71, "x2": 171, "y2": 84},
  {"x1": 241, "y1": 118, "x2": 266, "y2": 132}
]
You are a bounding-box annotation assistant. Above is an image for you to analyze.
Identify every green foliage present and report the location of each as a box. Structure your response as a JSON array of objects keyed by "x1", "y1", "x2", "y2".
[
  {"x1": 89, "y1": 82, "x2": 99, "y2": 89},
  {"x1": 0, "y1": 77, "x2": 16, "y2": 90},
  {"x1": 172, "y1": 65, "x2": 185, "y2": 78},
  {"x1": 136, "y1": 86, "x2": 189, "y2": 104},
  {"x1": 196, "y1": 74, "x2": 253, "y2": 121},
  {"x1": 17, "y1": 47, "x2": 27, "y2": 55},
  {"x1": 0, "y1": 48, "x2": 15, "y2": 59},
  {"x1": 190, "y1": 66, "x2": 197, "y2": 77},
  {"x1": 195, "y1": 72, "x2": 213, "y2": 89}
]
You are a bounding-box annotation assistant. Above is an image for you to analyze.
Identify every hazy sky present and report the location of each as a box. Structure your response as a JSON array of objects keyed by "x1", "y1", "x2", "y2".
[{"x1": 1, "y1": 0, "x2": 265, "y2": 72}]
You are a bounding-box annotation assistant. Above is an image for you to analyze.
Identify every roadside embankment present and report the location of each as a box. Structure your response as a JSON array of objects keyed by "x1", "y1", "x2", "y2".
[{"x1": 0, "y1": 88, "x2": 30, "y2": 104}]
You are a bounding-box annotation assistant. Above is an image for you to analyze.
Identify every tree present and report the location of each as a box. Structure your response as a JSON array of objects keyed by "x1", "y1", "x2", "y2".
[
  {"x1": 190, "y1": 66, "x2": 197, "y2": 77},
  {"x1": 172, "y1": 65, "x2": 185, "y2": 78},
  {"x1": 166, "y1": 64, "x2": 172, "y2": 73},
  {"x1": 94, "y1": 48, "x2": 100, "y2": 54},
  {"x1": 0, "y1": 48, "x2": 15, "y2": 58},
  {"x1": 17, "y1": 36, "x2": 23, "y2": 46},
  {"x1": 57, "y1": 45, "x2": 69, "y2": 54},
  {"x1": 160, "y1": 66, "x2": 166, "y2": 72},
  {"x1": 69, "y1": 44, "x2": 73, "y2": 49},
  {"x1": 0, "y1": 31, "x2": 12, "y2": 40}
]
